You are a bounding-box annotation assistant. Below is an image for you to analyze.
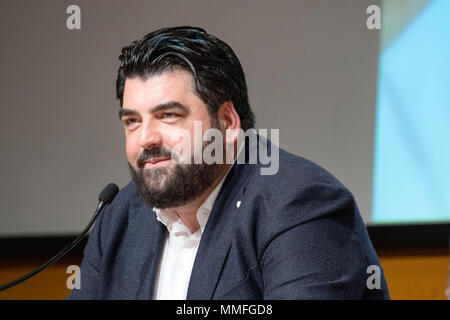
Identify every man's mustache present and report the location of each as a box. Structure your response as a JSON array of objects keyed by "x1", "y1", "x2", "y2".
[{"x1": 136, "y1": 147, "x2": 175, "y2": 168}]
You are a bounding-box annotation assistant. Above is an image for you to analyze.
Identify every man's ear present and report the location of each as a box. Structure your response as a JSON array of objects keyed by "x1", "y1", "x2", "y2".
[{"x1": 217, "y1": 101, "x2": 241, "y2": 144}]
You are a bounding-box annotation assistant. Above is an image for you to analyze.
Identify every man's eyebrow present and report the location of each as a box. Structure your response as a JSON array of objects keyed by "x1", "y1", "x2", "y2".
[
  {"x1": 118, "y1": 108, "x2": 138, "y2": 119},
  {"x1": 118, "y1": 101, "x2": 190, "y2": 119},
  {"x1": 150, "y1": 101, "x2": 190, "y2": 113}
]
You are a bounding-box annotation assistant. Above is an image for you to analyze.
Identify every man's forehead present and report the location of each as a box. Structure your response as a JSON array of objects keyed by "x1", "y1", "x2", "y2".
[
  {"x1": 123, "y1": 70, "x2": 196, "y2": 98},
  {"x1": 121, "y1": 70, "x2": 204, "y2": 113}
]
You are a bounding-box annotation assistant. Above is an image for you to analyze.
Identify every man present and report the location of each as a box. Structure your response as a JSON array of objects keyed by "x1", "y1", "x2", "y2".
[{"x1": 69, "y1": 26, "x2": 389, "y2": 299}]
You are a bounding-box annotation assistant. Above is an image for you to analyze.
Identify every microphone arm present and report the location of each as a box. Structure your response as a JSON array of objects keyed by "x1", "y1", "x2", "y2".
[{"x1": 0, "y1": 183, "x2": 119, "y2": 292}]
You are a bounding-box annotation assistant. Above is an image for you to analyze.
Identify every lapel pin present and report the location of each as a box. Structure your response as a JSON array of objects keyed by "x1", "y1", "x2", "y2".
[{"x1": 236, "y1": 201, "x2": 241, "y2": 208}]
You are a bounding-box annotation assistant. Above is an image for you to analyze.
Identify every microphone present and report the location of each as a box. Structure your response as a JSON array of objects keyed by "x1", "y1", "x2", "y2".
[
  {"x1": 97, "y1": 183, "x2": 120, "y2": 212},
  {"x1": 0, "y1": 183, "x2": 119, "y2": 292}
]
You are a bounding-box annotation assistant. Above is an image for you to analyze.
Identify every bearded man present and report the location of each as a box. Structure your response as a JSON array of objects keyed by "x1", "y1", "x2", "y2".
[{"x1": 68, "y1": 26, "x2": 389, "y2": 300}]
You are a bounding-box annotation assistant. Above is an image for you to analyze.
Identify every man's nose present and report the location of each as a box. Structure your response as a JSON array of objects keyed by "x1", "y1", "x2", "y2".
[{"x1": 138, "y1": 121, "x2": 163, "y2": 150}]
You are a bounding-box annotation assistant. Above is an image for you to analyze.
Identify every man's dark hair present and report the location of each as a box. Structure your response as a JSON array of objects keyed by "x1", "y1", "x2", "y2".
[{"x1": 116, "y1": 26, "x2": 255, "y2": 131}]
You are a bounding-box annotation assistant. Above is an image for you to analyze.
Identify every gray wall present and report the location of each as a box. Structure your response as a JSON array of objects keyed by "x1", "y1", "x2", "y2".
[{"x1": 0, "y1": 0, "x2": 380, "y2": 236}]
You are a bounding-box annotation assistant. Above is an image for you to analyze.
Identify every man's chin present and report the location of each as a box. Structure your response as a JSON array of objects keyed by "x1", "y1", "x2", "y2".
[{"x1": 143, "y1": 173, "x2": 169, "y2": 190}]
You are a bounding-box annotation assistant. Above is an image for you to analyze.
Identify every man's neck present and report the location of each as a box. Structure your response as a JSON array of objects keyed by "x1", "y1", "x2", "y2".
[{"x1": 172, "y1": 163, "x2": 232, "y2": 234}]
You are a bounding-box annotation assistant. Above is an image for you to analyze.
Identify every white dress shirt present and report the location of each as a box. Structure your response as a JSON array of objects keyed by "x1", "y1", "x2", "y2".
[{"x1": 152, "y1": 165, "x2": 233, "y2": 300}]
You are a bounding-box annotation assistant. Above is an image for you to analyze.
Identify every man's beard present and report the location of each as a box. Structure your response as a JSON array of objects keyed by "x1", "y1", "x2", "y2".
[{"x1": 128, "y1": 140, "x2": 222, "y2": 210}]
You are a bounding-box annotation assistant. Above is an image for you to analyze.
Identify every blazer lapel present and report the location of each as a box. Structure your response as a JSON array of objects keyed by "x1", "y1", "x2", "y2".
[
  {"x1": 187, "y1": 160, "x2": 256, "y2": 299},
  {"x1": 129, "y1": 199, "x2": 167, "y2": 300}
]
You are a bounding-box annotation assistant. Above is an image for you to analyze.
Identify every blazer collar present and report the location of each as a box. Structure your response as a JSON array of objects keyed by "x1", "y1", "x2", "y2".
[
  {"x1": 127, "y1": 188, "x2": 167, "y2": 300},
  {"x1": 187, "y1": 141, "x2": 258, "y2": 299}
]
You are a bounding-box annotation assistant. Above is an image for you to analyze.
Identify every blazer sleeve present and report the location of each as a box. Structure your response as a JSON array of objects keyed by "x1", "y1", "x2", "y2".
[
  {"x1": 66, "y1": 204, "x2": 109, "y2": 300},
  {"x1": 260, "y1": 183, "x2": 378, "y2": 299}
]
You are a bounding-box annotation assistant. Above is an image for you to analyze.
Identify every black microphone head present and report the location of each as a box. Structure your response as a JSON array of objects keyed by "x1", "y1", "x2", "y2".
[{"x1": 98, "y1": 183, "x2": 119, "y2": 203}]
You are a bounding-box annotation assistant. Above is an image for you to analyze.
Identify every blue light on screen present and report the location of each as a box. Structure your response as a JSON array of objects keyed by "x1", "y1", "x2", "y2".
[{"x1": 373, "y1": 0, "x2": 450, "y2": 223}]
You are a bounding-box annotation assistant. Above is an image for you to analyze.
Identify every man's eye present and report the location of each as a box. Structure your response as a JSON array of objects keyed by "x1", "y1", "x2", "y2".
[
  {"x1": 124, "y1": 118, "x2": 138, "y2": 127},
  {"x1": 161, "y1": 112, "x2": 179, "y2": 119}
]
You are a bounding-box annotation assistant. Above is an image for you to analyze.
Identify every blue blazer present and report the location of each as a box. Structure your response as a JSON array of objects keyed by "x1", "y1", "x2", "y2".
[{"x1": 69, "y1": 137, "x2": 390, "y2": 299}]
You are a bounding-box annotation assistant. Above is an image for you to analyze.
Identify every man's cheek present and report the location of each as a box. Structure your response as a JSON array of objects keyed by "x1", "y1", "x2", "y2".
[{"x1": 125, "y1": 143, "x2": 139, "y2": 167}]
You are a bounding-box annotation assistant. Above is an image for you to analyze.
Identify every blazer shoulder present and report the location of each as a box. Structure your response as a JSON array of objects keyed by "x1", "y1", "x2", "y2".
[
  {"x1": 256, "y1": 147, "x2": 348, "y2": 193},
  {"x1": 245, "y1": 147, "x2": 358, "y2": 229}
]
